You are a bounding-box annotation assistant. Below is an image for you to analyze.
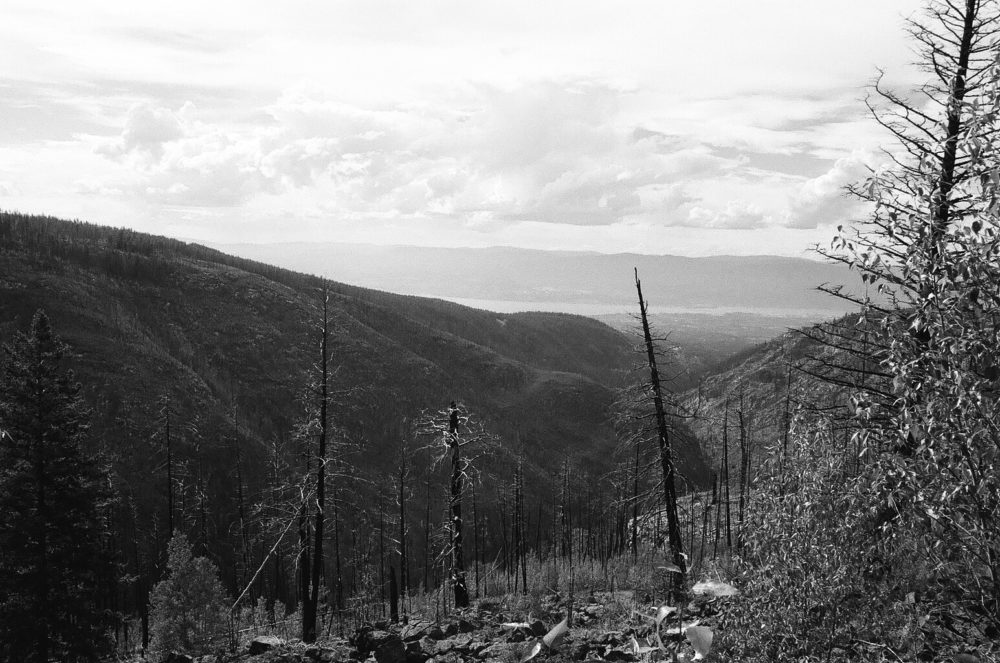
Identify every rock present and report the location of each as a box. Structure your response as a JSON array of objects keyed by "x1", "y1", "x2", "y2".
[
  {"x1": 306, "y1": 643, "x2": 351, "y2": 662},
  {"x1": 478, "y1": 642, "x2": 520, "y2": 661},
  {"x1": 248, "y1": 635, "x2": 286, "y2": 655},
  {"x1": 457, "y1": 619, "x2": 476, "y2": 633},
  {"x1": 406, "y1": 640, "x2": 430, "y2": 663},
  {"x1": 604, "y1": 647, "x2": 636, "y2": 662},
  {"x1": 374, "y1": 635, "x2": 407, "y2": 663},
  {"x1": 507, "y1": 628, "x2": 527, "y2": 642},
  {"x1": 163, "y1": 653, "x2": 194, "y2": 663},
  {"x1": 431, "y1": 653, "x2": 464, "y2": 663},
  {"x1": 418, "y1": 636, "x2": 438, "y2": 655},
  {"x1": 355, "y1": 629, "x2": 399, "y2": 653},
  {"x1": 443, "y1": 622, "x2": 459, "y2": 637},
  {"x1": 303, "y1": 645, "x2": 327, "y2": 661},
  {"x1": 402, "y1": 620, "x2": 445, "y2": 642},
  {"x1": 953, "y1": 655, "x2": 981, "y2": 663},
  {"x1": 446, "y1": 634, "x2": 474, "y2": 652}
]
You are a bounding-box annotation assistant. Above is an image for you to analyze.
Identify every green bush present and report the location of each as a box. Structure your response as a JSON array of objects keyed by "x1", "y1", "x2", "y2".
[
  {"x1": 722, "y1": 414, "x2": 918, "y2": 661},
  {"x1": 148, "y1": 534, "x2": 229, "y2": 658}
]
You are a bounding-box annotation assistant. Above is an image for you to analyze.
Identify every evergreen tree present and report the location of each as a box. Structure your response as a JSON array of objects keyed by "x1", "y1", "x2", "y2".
[
  {"x1": 0, "y1": 310, "x2": 111, "y2": 662},
  {"x1": 148, "y1": 533, "x2": 229, "y2": 657}
]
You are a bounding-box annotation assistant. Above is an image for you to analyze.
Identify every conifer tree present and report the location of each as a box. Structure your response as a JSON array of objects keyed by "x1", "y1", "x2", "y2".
[
  {"x1": 0, "y1": 310, "x2": 111, "y2": 662},
  {"x1": 148, "y1": 533, "x2": 228, "y2": 658}
]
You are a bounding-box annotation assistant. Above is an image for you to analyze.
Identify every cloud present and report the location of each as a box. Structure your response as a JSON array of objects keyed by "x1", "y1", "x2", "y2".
[
  {"x1": 89, "y1": 82, "x2": 728, "y2": 219},
  {"x1": 687, "y1": 201, "x2": 771, "y2": 230},
  {"x1": 99, "y1": 103, "x2": 185, "y2": 159},
  {"x1": 84, "y1": 79, "x2": 884, "y2": 235},
  {"x1": 788, "y1": 151, "x2": 875, "y2": 228}
]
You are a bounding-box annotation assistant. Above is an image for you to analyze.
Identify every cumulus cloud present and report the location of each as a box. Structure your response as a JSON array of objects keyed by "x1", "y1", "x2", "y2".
[
  {"x1": 98, "y1": 103, "x2": 185, "y2": 159},
  {"x1": 87, "y1": 80, "x2": 879, "y2": 232},
  {"x1": 688, "y1": 201, "x2": 771, "y2": 230},
  {"x1": 787, "y1": 151, "x2": 876, "y2": 228},
  {"x1": 91, "y1": 82, "x2": 721, "y2": 219}
]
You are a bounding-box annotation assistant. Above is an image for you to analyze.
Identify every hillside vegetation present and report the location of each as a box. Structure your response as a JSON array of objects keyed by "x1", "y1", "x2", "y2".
[{"x1": 0, "y1": 211, "x2": 711, "y2": 657}]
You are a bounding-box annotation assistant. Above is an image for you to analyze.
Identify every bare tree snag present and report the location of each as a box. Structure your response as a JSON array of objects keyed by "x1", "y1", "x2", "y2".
[{"x1": 634, "y1": 268, "x2": 686, "y2": 582}]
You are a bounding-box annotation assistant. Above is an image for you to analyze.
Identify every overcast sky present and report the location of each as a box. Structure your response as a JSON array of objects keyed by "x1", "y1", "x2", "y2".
[{"x1": 1, "y1": 1, "x2": 925, "y2": 256}]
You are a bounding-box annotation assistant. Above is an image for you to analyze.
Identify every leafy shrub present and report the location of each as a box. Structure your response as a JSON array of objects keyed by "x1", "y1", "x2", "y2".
[
  {"x1": 149, "y1": 533, "x2": 229, "y2": 657},
  {"x1": 722, "y1": 413, "x2": 918, "y2": 661}
]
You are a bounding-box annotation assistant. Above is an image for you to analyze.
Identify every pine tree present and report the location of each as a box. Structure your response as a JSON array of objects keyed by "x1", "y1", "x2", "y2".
[
  {"x1": 148, "y1": 533, "x2": 228, "y2": 658},
  {"x1": 0, "y1": 310, "x2": 111, "y2": 662}
]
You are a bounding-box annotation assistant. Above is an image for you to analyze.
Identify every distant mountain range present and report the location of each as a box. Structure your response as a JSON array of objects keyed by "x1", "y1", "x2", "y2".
[{"x1": 210, "y1": 242, "x2": 864, "y2": 316}]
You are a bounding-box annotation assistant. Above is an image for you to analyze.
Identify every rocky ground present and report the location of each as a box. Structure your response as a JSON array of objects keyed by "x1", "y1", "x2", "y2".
[{"x1": 162, "y1": 590, "x2": 731, "y2": 663}]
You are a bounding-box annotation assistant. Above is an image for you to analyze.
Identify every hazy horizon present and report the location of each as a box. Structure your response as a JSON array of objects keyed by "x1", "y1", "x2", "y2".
[
  {"x1": 1, "y1": 1, "x2": 923, "y2": 256},
  {"x1": 208, "y1": 240, "x2": 861, "y2": 317}
]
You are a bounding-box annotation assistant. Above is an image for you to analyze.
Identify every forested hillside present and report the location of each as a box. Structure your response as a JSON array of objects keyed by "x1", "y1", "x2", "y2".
[
  {"x1": 5, "y1": 2, "x2": 1000, "y2": 661},
  {"x1": 0, "y1": 211, "x2": 710, "y2": 653}
]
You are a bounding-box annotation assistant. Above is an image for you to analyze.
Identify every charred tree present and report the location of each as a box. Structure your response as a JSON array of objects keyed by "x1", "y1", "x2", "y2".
[
  {"x1": 447, "y1": 403, "x2": 470, "y2": 608},
  {"x1": 634, "y1": 269, "x2": 686, "y2": 580},
  {"x1": 302, "y1": 285, "x2": 331, "y2": 643}
]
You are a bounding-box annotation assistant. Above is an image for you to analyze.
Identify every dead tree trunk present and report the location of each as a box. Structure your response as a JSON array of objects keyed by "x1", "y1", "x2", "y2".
[
  {"x1": 517, "y1": 460, "x2": 527, "y2": 593},
  {"x1": 389, "y1": 567, "x2": 399, "y2": 624},
  {"x1": 722, "y1": 401, "x2": 732, "y2": 548},
  {"x1": 634, "y1": 269, "x2": 686, "y2": 581},
  {"x1": 396, "y1": 432, "x2": 409, "y2": 614},
  {"x1": 631, "y1": 440, "x2": 640, "y2": 560},
  {"x1": 232, "y1": 408, "x2": 252, "y2": 596},
  {"x1": 448, "y1": 403, "x2": 470, "y2": 608},
  {"x1": 472, "y1": 480, "x2": 480, "y2": 599},
  {"x1": 162, "y1": 397, "x2": 174, "y2": 538},
  {"x1": 303, "y1": 285, "x2": 330, "y2": 643}
]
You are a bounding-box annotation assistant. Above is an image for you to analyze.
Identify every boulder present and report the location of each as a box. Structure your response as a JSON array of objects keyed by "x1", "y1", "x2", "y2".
[
  {"x1": 248, "y1": 635, "x2": 286, "y2": 655},
  {"x1": 306, "y1": 644, "x2": 350, "y2": 662},
  {"x1": 603, "y1": 647, "x2": 636, "y2": 662},
  {"x1": 163, "y1": 653, "x2": 194, "y2": 663},
  {"x1": 354, "y1": 629, "x2": 398, "y2": 653},
  {"x1": 478, "y1": 642, "x2": 520, "y2": 661},
  {"x1": 448, "y1": 634, "x2": 474, "y2": 651},
  {"x1": 373, "y1": 634, "x2": 407, "y2": 663},
  {"x1": 406, "y1": 639, "x2": 430, "y2": 663},
  {"x1": 431, "y1": 653, "x2": 464, "y2": 663},
  {"x1": 402, "y1": 620, "x2": 445, "y2": 642}
]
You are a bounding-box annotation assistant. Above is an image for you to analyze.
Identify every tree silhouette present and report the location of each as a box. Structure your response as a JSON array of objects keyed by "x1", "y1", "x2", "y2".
[{"x1": 0, "y1": 310, "x2": 111, "y2": 662}]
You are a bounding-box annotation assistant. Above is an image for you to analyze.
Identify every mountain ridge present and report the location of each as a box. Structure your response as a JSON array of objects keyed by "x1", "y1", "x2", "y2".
[
  {"x1": 208, "y1": 241, "x2": 865, "y2": 314},
  {"x1": 0, "y1": 212, "x2": 712, "y2": 511}
]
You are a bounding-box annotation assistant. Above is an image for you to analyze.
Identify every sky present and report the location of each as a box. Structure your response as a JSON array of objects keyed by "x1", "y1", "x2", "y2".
[{"x1": 1, "y1": 1, "x2": 926, "y2": 257}]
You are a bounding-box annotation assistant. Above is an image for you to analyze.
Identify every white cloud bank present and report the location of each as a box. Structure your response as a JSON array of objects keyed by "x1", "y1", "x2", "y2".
[{"x1": 0, "y1": 0, "x2": 922, "y2": 255}]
